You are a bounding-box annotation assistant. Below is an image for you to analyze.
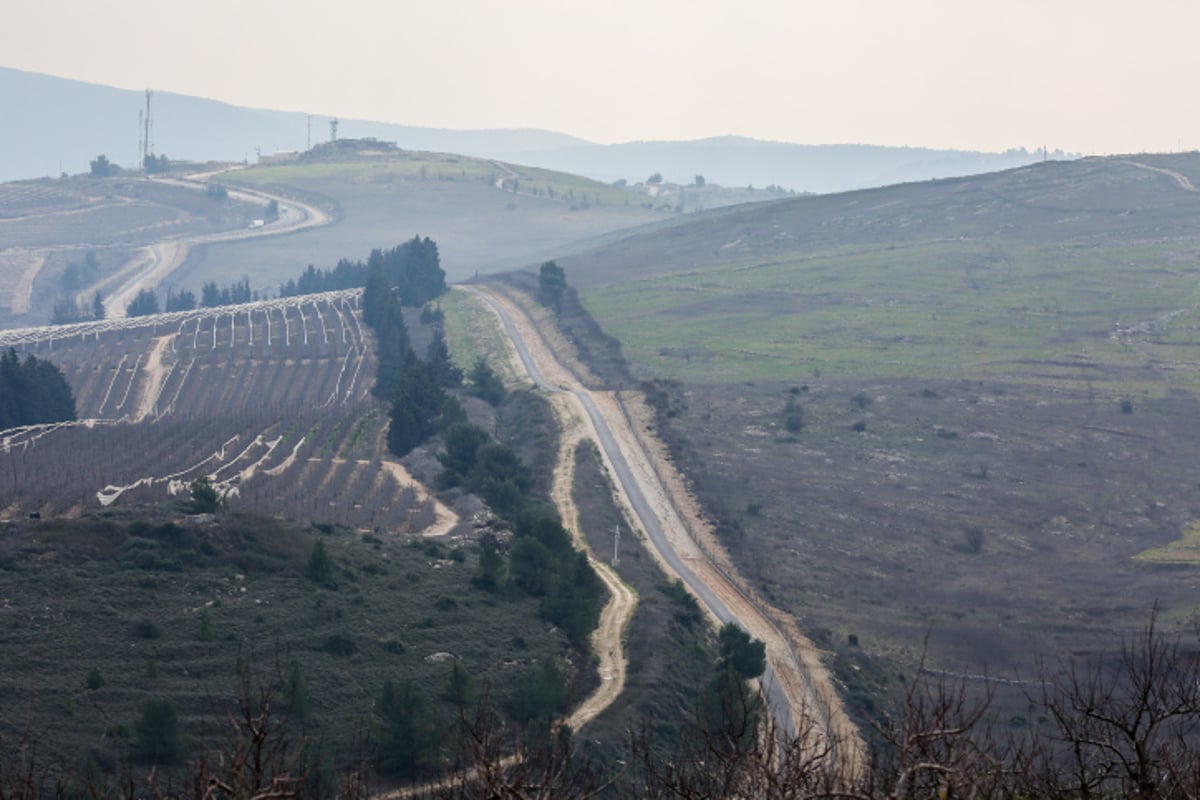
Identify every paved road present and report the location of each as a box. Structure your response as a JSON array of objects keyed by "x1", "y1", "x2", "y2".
[{"x1": 465, "y1": 285, "x2": 796, "y2": 737}]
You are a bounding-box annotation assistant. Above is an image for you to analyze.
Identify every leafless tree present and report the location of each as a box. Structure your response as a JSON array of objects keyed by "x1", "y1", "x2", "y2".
[{"x1": 1024, "y1": 609, "x2": 1200, "y2": 798}]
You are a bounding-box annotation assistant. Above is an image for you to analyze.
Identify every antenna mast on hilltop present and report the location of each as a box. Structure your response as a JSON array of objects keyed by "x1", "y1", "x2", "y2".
[
  {"x1": 143, "y1": 89, "x2": 154, "y2": 166},
  {"x1": 329, "y1": 119, "x2": 338, "y2": 142},
  {"x1": 306, "y1": 115, "x2": 312, "y2": 150}
]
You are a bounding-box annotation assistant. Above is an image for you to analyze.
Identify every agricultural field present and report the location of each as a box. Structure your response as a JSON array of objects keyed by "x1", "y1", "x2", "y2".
[
  {"x1": 1, "y1": 291, "x2": 437, "y2": 533},
  {"x1": 0, "y1": 280, "x2": 603, "y2": 789},
  {"x1": 557, "y1": 153, "x2": 1200, "y2": 719},
  {"x1": 0, "y1": 175, "x2": 261, "y2": 327}
]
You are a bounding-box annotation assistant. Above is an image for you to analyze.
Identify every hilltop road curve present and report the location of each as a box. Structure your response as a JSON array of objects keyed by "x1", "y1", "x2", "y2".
[
  {"x1": 102, "y1": 171, "x2": 332, "y2": 317},
  {"x1": 463, "y1": 284, "x2": 865, "y2": 773}
]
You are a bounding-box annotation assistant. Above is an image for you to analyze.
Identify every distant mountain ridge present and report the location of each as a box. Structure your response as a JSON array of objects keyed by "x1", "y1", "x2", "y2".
[
  {"x1": 1, "y1": 66, "x2": 1070, "y2": 191},
  {"x1": 0, "y1": 66, "x2": 590, "y2": 182},
  {"x1": 479, "y1": 136, "x2": 1073, "y2": 194}
]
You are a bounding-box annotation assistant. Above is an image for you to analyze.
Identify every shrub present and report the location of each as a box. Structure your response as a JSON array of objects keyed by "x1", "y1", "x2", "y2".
[
  {"x1": 305, "y1": 538, "x2": 336, "y2": 587},
  {"x1": 131, "y1": 619, "x2": 160, "y2": 640},
  {"x1": 130, "y1": 698, "x2": 189, "y2": 765},
  {"x1": 321, "y1": 634, "x2": 357, "y2": 656},
  {"x1": 197, "y1": 609, "x2": 215, "y2": 641},
  {"x1": 189, "y1": 475, "x2": 221, "y2": 514}
]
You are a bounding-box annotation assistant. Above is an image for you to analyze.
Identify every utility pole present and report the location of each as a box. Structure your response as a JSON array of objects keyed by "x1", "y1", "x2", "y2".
[{"x1": 612, "y1": 524, "x2": 621, "y2": 566}]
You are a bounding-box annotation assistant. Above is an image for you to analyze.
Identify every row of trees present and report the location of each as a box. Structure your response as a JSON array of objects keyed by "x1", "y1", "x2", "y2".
[
  {"x1": 201, "y1": 278, "x2": 255, "y2": 307},
  {"x1": 86, "y1": 153, "x2": 169, "y2": 177},
  {"x1": 356, "y1": 250, "x2": 603, "y2": 647},
  {"x1": 279, "y1": 237, "x2": 446, "y2": 307},
  {"x1": 0, "y1": 348, "x2": 76, "y2": 430},
  {"x1": 436, "y1": 414, "x2": 604, "y2": 643},
  {"x1": 51, "y1": 252, "x2": 106, "y2": 324},
  {"x1": 124, "y1": 279, "x2": 260, "y2": 317},
  {"x1": 51, "y1": 292, "x2": 105, "y2": 324}
]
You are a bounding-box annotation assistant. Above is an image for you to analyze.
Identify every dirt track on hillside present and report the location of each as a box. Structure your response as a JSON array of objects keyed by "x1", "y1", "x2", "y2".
[
  {"x1": 474, "y1": 284, "x2": 865, "y2": 773},
  {"x1": 548, "y1": 391, "x2": 638, "y2": 733},
  {"x1": 378, "y1": 459, "x2": 459, "y2": 538},
  {"x1": 463, "y1": 285, "x2": 638, "y2": 733},
  {"x1": 103, "y1": 172, "x2": 332, "y2": 317},
  {"x1": 132, "y1": 334, "x2": 173, "y2": 421}
]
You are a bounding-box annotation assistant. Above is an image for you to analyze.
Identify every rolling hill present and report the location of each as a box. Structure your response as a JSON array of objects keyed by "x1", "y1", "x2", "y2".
[
  {"x1": 0, "y1": 147, "x2": 669, "y2": 330},
  {"x1": 536, "y1": 153, "x2": 1200, "y2": 715},
  {"x1": 2, "y1": 66, "x2": 1065, "y2": 192}
]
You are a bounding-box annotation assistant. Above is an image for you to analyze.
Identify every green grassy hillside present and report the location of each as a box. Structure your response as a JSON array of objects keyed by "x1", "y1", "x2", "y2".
[{"x1": 554, "y1": 154, "x2": 1200, "y2": 718}]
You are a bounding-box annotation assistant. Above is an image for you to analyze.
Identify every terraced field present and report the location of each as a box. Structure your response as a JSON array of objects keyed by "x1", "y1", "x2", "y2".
[
  {"x1": 0, "y1": 175, "x2": 261, "y2": 327},
  {"x1": 1, "y1": 290, "x2": 437, "y2": 532}
]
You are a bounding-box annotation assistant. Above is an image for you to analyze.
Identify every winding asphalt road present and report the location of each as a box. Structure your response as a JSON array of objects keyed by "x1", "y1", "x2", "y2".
[{"x1": 465, "y1": 285, "x2": 797, "y2": 737}]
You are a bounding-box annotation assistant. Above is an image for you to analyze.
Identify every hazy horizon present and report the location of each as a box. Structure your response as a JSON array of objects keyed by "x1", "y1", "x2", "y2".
[{"x1": 3, "y1": 0, "x2": 1198, "y2": 157}]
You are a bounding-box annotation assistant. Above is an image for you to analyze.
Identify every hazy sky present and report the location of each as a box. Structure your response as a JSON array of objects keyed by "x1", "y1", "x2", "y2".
[{"x1": 2, "y1": 0, "x2": 1196, "y2": 155}]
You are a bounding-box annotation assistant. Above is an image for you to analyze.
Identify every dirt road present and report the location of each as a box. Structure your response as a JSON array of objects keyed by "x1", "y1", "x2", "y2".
[
  {"x1": 102, "y1": 172, "x2": 332, "y2": 317},
  {"x1": 132, "y1": 334, "x2": 174, "y2": 422},
  {"x1": 376, "y1": 294, "x2": 639, "y2": 800},
  {"x1": 548, "y1": 391, "x2": 638, "y2": 733},
  {"x1": 378, "y1": 459, "x2": 459, "y2": 539},
  {"x1": 466, "y1": 284, "x2": 864, "y2": 772},
  {"x1": 1122, "y1": 159, "x2": 1199, "y2": 192}
]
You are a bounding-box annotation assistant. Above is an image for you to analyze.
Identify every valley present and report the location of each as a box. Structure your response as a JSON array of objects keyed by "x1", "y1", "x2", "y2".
[{"x1": 6, "y1": 142, "x2": 1200, "y2": 794}]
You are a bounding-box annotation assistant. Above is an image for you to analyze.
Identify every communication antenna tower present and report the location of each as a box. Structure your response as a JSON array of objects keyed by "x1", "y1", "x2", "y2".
[
  {"x1": 330, "y1": 119, "x2": 339, "y2": 142},
  {"x1": 306, "y1": 114, "x2": 312, "y2": 150},
  {"x1": 143, "y1": 89, "x2": 154, "y2": 165},
  {"x1": 612, "y1": 524, "x2": 621, "y2": 566}
]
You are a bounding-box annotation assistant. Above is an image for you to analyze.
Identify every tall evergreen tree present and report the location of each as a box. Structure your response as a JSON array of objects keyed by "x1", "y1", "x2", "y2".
[
  {"x1": 362, "y1": 265, "x2": 411, "y2": 399},
  {"x1": 468, "y1": 358, "x2": 506, "y2": 406},
  {"x1": 0, "y1": 349, "x2": 76, "y2": 430},
  {"x1": 386, "y1": 350, "x2": 447, "y2": 457},
  {"x1": 375, "y1": 680, "x2": 439, "y2": 780},
  {"x1": 425, "y1": 330, "x2": 462, "y2": 388},
  {"x1": 126, "y1": 288, "x2": 160, "y2": 317},
  {"x1": 538, "y1": 261, "x2": 567, "y2": 312}
]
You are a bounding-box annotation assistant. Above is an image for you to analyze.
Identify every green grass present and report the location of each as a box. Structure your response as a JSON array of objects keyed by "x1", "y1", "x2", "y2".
[
  {"x1": 581, "y1": 237, "x2": 1200, "y2": 398},
  {"x1": 440, "y1": 287, "x2": 522, "y2": 386},
  {"x1": 1135, "y1": 521, "x2": 1200, "y2": 563}
]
